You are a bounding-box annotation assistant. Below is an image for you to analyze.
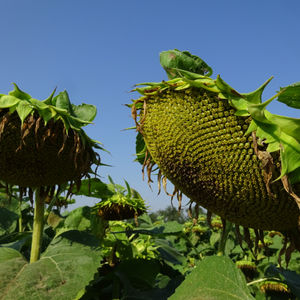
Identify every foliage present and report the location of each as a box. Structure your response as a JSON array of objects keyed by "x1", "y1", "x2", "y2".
[
  {"x1": 1, "y1": 183, "x2": 300, "y2": 299},
  {"x1": 0, "y1": 170, "x2": 300, "y2": 299},
  {"x1": 0, "y1": 231, "x2": 102, "y2": 300},
  {"x1": 169, "y1": 256, "x2": 255, "y2": 300}
]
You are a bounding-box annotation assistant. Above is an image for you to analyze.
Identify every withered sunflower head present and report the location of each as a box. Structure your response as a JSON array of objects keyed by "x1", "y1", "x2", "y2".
[
  {"x1": 128, "y1": 49, "x2": 300, "y2": 256},
  {"x1": 93, "y1": 178, "x2": 147, "y2": 221},
  {"x1": 0, "y1": 84, "x2": 103, "y2": 189},
  {"x1": 236, "y1": 260, "x2": 258, "y2": 280},
  {"x1": 259, "y1": 280, "x2": 292, "y2": 298}
]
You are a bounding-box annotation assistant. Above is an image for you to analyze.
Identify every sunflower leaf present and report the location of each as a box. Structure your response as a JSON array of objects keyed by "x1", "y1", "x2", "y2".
[
  {"x1": 16, "y1": 101, "x2": 33, "y2": 125},
  {"x1": 55, "y1": 91, "x2": 75, "y2": 115},
  {"x1": 9, "y1": 83, "x2": 31, "y2": 100},
  {"x1": 72, "y1": 103, "x2": 97, "y2": 122},
  {"x1": 160, "y1": 49, "x2": 213, "y2": 79},
  {"x1": 278, "y1": 82, "x2": 300, "y2": 109},
  {"x1": 0, "y1": 95, "x2": 20, "y2": 108}
]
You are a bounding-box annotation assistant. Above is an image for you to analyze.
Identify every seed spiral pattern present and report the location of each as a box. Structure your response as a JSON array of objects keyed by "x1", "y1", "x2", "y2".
[{"x1": 140, "y1": 88, "x2": 300, "y2": 231}]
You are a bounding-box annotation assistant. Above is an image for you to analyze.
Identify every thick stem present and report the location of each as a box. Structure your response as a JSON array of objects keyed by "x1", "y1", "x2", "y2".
[
  {"x1": 18, "y1": 198, "x2": 23, "y2": 232},
  {"x1": 217, "y1": 221, "x2": 233, "y2": 256},
  {"x1": 30, "y1": 188, "x2": 45, "y2": 263},
  {"x1": 18, "y1": 216, "x2": 23, "y2": 233}
]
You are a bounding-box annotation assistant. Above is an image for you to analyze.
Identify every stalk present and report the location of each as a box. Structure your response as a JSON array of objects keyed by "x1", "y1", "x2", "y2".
[
  {"x1": 18, "y1": 197, "x2": 23, "y2": 233},
  {"x1": 217, "y1": 221, "x2": 233, "y2": 256},
  {"x1": 30, "y1": 188, "x2": 45, "y2": 263}
]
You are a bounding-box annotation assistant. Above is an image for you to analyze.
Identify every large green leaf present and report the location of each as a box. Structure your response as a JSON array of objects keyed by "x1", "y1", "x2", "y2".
[
  {"x1": 0, "y1": 232, "x2": 32, "y2": 252},
  {"x1": 0, "y1": 247, "x2": 27, "y2": 297},
  {"x1": 278, "y1": 82, "x2": 300, "y2": 109},
  {"x1": 169, "y1": 256, "x2": 255, "y2": 300},
  {"x1": 0, "y1": 230, "x2": 102, "y2": 300},
  {"x1": 0, "y1": 207, "x2": 18, "y2": 237},
  {"x1": 155, "y1": 239, "x2": 185, "y2": 265},
  {"x1": 116, "y1": 259, "x2": 161, "y2": 289},
  {"x1": 72, "y1": 103, "x2": 97, "y2": 122},
  {"x1": 62, "y1": 206, "x2": 92, "y2": 231},
  {"x1": 0, "y1": 194, "x2": 19, "y2": 214},
  {"x1": 160, "y1": 49, "x2": 213, "y2": 79}
]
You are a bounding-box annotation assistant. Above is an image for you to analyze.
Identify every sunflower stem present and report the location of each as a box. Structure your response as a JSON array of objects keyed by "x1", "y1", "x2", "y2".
[
  {"x1": 18, "y1": 197, "x2": 23, "y2": 232},
  {"x1": 217, "y1": 221, "x2": 233, "y2": 256},
  {"x1": 30, "y1": 188, "x2": 45, "y2": 263}
]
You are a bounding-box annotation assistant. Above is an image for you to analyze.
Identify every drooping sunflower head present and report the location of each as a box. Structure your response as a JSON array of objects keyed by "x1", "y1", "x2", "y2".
[
  {"x1": 128, "y1": 50, "x2": 300, "y2": 251},
  {"x1": 0, "y1": 84, "x2": 103, "y2": 191},
  {"x1": 92, "y1": 178, "x2": 147, "y2": 221}
]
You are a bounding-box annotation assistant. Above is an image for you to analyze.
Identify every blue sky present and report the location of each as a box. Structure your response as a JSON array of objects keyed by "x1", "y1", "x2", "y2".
[{"x1": 0, "y1": 1, "x2": 299, "y2": 211}]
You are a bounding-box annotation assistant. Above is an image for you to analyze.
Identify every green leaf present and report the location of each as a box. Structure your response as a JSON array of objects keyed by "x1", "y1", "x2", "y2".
[
  {"x1": 290, "y1": 167, "x2": 300, "y2": 184},
  {"x1": 132, "y1": 221, "x2": 183, "y2": 236},
  {"x1": 0, "y1": 247, "x2": 25, "y2": 263},
  {"x1": 0, "y1": 247, "x2": 27, "y2": 298},
  {"x1": 16, "y1": 101, "x2": 33, "y2": 124},
  {"x1": 72, "y1": 178, "x2": 113, "y2": 199},
  {"x1": 0, "y1": 95, "x2": 20, "y2": 108},
  {"x1": 169, "y1": 256, "x2": 255, "y2": 300},
  {"x1": 9, "y1": 83, "x2": 31, "y2": 100},
  {"x1": 38, "y1": 107, "x2": 57, "y2": 124},
  {"x1": 72, "y1": 103, "x2": 97, "y2": 122},
  {"x1": 155, "y1": 239, "x2": 185, "y2": 265},
  {"x1": 0, "y1": 232, "x2": 32, "y2": 252},
  {"x1": 160, "y1": 221, "x2": 183, "y2": 234},
  {"x1": 0, "y1": 207, "x2": 18, "y2": 237},
  {"x1": 54, "y1": 91, "x2": 75, "y2": 115},
  {"x1": 242, "y1": 77, "x2": 273, "y2": 105},
  {"x1": 0, "y1": 194, "x2": 19, "y2": 214},
  {"x1": 278, "y1": 82, "x2": 300, "y2": 109},
  {"x1": 136, "y1": 132, "x2": 147, "y2": 164},
  {"x1": 115, "y1": 259, "x2": 161, "y2": 289},
  {"x1": 138, "y1": 214, "x2": 153, "y2": 226},
  {"x1": 268, "y1": 235, "x2": 283, "y2": 250},
  {"x1": 210, "y1": 232, "x2": 221, "y2": 246},
  {"x1": 160, "y1": 49, "x2": 213, "y2": 79},
  {"x1": 0, "y1": 230, "x2": 102, "y2": 300},
  {"x1": 108, "y1": 175, "x2": 116, "y2": 186},
  {"x1": 124, "y1": 180, "x2": 132, "y2": 198},
  {"x1": 42, "y1": 88, "x2": 57, "y2": 105},
  {"x1": 224, "y1": 237, "x2": 236, "y2": 255},
  {"x1": 248, "y1": 103, "x2": 300, "y2": 180},
  {"x1": 61, "y1": 206, "x2": 92, "y2": 232}
]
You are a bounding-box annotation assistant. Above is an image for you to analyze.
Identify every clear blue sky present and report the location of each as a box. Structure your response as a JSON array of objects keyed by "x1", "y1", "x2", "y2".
[{"x1": 0, "y1": 1, "x2": 299, "y2": 211}]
